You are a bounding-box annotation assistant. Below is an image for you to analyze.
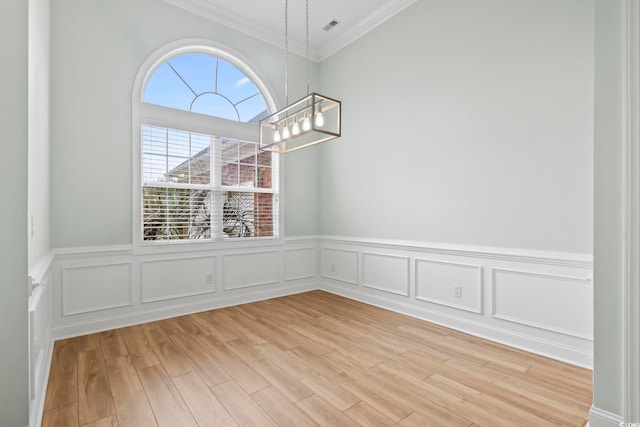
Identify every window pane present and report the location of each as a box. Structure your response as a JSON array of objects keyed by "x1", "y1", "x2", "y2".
[
  {"x1": 168, "y1": 53, "x2": 217, "y2": 95},
  {"x1": 143, "y1": 53, "x2": 269, "y2": 124},
  {"x1": 143, "y1": 62, "x2": 194, "y2": 111},
  {"x1": 222, "y1": 192, "x2": 274, "y2": 238},
  {"x1": 223, "y1": 191, "x2": 254, "y2": 238},
  {"x1": 216, "y1": 59, "x2": 259, "y2": 103},
  {"x1": 257, "y1": 166, "x2": 272, "y2": 189},
  {"x1": 143, "y1": 125, "x2": 211, "y2": 185},
  {"x1": 221, "y1": 139, "x2": 238, "y2": 186},
  {"x1": 143, "y1": 187, "x2": 212, "y2": 241},
  {"x1": 237, "y1": 95, "x2": 268, "y2": 124},
  {"x1": 191, "y1": 93, "x2": 239, "y2": 120}
]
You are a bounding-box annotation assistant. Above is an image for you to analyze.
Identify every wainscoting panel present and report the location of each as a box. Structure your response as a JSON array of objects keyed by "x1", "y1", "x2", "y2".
[
  {"x1": 62, "y1": 263, "x2": 132, "y2": 316},
  {"x1": 321, "y1": 248, "x2": 358, "y2": 284},
  {"x1": 491, "y1": 268, "x2": 593, "y2": 339},
  {"x1": 362, "y1": 252, "x2": 410, "y2": 296},
  {"x1": 415, "y1": 259, "x2": 483, "y2": 313},
  {"x1": 141, "y1": 256, "x2": 216, "y2": 303},
  {"x1": 285, "y1": 247, "x2": 316, "y2": 281},
  {"x1": 223, "y1": 251, "x2": 280, "y2": 290},
  {"x1": 28, "y1": 253, "x2": 54, "y2": 427}
]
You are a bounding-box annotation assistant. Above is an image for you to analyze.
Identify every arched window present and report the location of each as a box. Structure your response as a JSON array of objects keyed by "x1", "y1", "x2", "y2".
[{"x1": 132, "y1": 40, "x2": 280, "y2": 249}]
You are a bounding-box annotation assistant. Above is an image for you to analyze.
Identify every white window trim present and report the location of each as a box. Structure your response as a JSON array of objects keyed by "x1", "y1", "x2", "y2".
[{"x1": 131, "y1": 39, "x2": 284, "y2": 255}]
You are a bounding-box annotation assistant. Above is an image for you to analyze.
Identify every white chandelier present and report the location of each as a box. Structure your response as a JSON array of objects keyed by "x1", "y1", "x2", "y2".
[{"x1": 259, "y1": 0, "x2": 341, "y2": 153}]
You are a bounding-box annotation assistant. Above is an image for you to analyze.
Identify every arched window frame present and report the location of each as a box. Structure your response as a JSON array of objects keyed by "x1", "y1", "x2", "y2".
[{"x1": 131, "y1": 39, "x2": 283, "y2": 254}]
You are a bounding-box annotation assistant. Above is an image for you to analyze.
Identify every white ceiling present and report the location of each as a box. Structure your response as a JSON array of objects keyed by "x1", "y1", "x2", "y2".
[{"x1": 161, "y1": 0, "x2": 417, "y2": 61}]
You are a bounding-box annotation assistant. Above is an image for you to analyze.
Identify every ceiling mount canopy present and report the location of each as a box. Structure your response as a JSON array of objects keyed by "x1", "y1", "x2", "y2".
[{"x1": 259, "y1": 0, "x2": 341, "y2": 154}]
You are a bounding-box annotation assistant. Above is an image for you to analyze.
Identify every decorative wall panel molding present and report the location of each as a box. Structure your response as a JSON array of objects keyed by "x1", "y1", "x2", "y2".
[
  {"x1": 62, "y1": 263, "x2": 132, "y2": 316},
  {"x1": 223, "y1": 251, "x2": 280, "y2": 290},
  {"x1": 491, "y1": 268, "x2": 593, "y2": 339},
  {"x1": 362, "y1": 252, "x2": 410, "y2": 296},
  {"x1": 320, "y1": 247, "x2": 358, "y2": 284},
  {"x1": 285, "y1": 247, "x2": 316, "y2": 281},
  {"x1": 141, "y1": 256, "x2": 216, "y2": 303},
  {"x1": 415, "y1": 259, "x2": 483, "y2": 314}
]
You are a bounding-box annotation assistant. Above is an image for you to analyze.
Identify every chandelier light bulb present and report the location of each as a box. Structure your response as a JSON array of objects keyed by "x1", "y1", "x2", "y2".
[
  {"x1": 302, "y1": 115, "x2": 312, "y2": 131},
  {"x1": 273, "y1": 127, "x2": 281, "y2": 143},
  {"x1": 282, "y1": 124, "x2": 291, "y2": 139},
  {"x1": 292, "y1": 121, "x2": 300, "y2": 136},
  {"x1": 315, "y1": 111, "x2": 324, "y2": 127}
]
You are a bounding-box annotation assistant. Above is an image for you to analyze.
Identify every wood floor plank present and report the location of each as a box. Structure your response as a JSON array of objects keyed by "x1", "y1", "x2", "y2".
[
  {"x1": 426, "y1": 372, "x2": 556, "y2": 427},
  {"x1": 42, "y1": 291, "x2": 592, "y2": 427},
  {"x1": 77, "y1": 333, "x2": 102, "y2": 353},
  {"x1": 174, "y1": 315, "x2": 211, "y2": 337},
  {"x1": 344, "y1": 401, "x2": 397, "y2": 427},
  {"x1": 251, "y1": 386, "x2": 318, "y2": 427},
  {"x1": 42, "y1": 402, "x2": 78, "y2": 427},
  {"x1": 295, "y1": 394, "x2": 359, "y2": 427},
  {"x1": 82, "y1": 415, "x2": 119, "y2": 427},
  {"x1": 298, "y1": 372, "x2": 360, "y2": 412},
  {"x1": 287, "y1": 347, "x2": 345, "y2": 378},
  {"x1": 440, "y1": 357, "x2": 587, "y2": 425},
  {"x1": 105, "y1": 355, "x2": 157, "y2": 427},
  {"x1": 247, "y1": 357, "x2": 314, "y2": 403},
  {"x1": 137, "y1": 365, "x2": 197, "y2": 427},
  {"x1": 211, "y1": 380, "x2": 278, "y2": 427},
  {"x1": 195, "y1": 335, "x2": 269, "y2": 394},
  {"x1": 44, "y1": 369, "x2": 78, "y2": 411},
  {"x1": 190, "y1": 312, "x2": 238, "y2": 342},
  {"x1": 208, "y1": 311, "x2": 267, "y2": 346},
  {"x1": 50, "y1": 338, "x2": 78, "y2": 374},
  {"x1": 119, "y1": 325, "x2": 161, "y2": 370},
  {"x1": 399, "y1": 412, "x2": 446, "y2": 427},
  {"x1": 169, "y1": 333, "x2": 230, "y2": 386},
  {"x1": 172, "y1": 372, "x2": 239, "y2": 427},
  {"x1": 99, "y1": 330, "x2": 128, "y2": 360},
  {"x1": 143, "y1": 327, "x2": 193, "y2": 378},
  {"x1": 77, "y1": 349, "x2": 115, "y2": 425}
]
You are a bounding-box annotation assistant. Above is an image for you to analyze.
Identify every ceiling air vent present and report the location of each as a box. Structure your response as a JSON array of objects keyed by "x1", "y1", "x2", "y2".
[{"x1": 323, "y1": 20, "x2": 339, "y2": 31}]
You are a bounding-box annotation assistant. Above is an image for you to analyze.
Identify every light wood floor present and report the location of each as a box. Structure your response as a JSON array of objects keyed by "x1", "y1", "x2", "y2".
[{"x1": 42, "y1": 290, "x2": 592, "y2": 427}]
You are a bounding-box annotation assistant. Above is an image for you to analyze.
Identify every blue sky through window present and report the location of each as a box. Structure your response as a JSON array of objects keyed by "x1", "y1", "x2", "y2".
[{"x1": 144, "y1": 53, "x2": 268, "y2": 123}]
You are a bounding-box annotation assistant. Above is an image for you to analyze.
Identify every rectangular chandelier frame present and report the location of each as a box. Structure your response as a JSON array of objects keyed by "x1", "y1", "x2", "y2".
[{"x1": 259, "y1": 92, "x2": 341, "y2": 154}]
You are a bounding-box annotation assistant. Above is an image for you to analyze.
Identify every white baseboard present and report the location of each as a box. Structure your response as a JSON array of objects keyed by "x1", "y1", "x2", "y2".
[{"x1": 589, "y1": 406, "x2": 624, "y2": 427}]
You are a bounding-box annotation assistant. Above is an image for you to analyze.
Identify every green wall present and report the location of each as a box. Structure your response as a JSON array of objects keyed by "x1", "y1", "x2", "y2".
[
  {"x1": 0, "y1": 0, "x2": 29, "y2": 425},
  {"x1": 318, "y1": 0, "x2": 594, "y2": 253}
]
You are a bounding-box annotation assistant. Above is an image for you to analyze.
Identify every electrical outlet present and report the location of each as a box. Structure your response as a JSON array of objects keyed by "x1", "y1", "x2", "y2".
[
  {"x1": 206, "y1": 274, "x2": 214, "y2": 285},
  {"x1": 453, "y1": 285, "x2": 462, "y2": 298}
]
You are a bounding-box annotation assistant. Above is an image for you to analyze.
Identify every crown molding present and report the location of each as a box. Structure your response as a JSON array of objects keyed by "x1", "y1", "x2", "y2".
[
  {"x1": 161, "y1": 0, "x2": 418, "y2": 62},
  {"x1": 162, "y1": 0, "x2": 318, "y2": 60}
]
